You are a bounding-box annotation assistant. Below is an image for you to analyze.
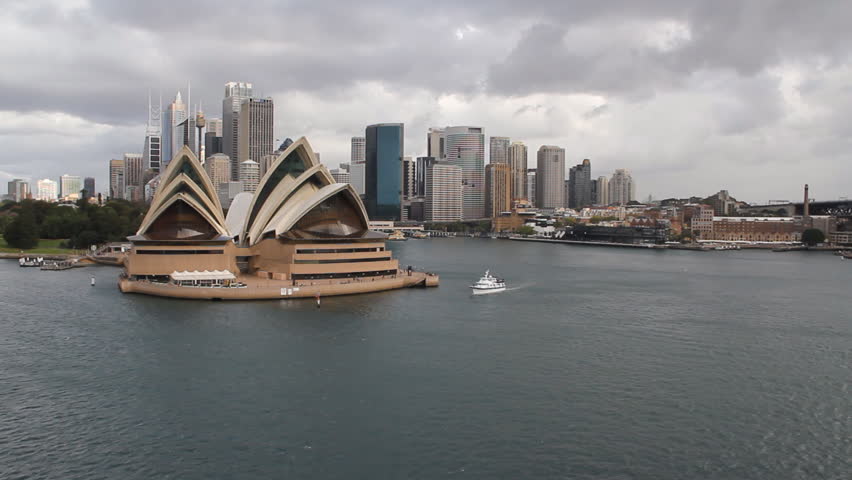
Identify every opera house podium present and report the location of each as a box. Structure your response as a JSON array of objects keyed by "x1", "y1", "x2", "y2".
[{"x1": 119, "y1": 138, "x2": 438, "y2": 300}]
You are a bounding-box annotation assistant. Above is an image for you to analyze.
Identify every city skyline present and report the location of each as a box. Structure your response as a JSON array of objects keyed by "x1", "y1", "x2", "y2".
[{"x1": 2, "y1": 1, "x2": 852, "y2": 204}]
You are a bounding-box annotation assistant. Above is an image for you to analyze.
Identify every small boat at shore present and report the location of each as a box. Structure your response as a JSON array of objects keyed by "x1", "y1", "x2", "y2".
[
  {"x1": 470, "y1": 270, "x2": 506, "y2": 295},
  {"x1": 387, "y1": 230, "x2": 407, "y2": 241},
  {"x1": 18, "y1": 257, "x2": 43, "y2": 267}
]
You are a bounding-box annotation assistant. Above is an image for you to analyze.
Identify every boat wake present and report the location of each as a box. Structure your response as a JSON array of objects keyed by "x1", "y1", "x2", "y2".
[{"x1": 504, "y1": 282, "x2": 535, "y2": 292}]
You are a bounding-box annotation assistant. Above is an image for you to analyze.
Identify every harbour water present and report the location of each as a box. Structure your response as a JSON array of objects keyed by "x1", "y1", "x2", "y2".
[{"x1": 1, "y1": 239, "x2": 849, "y2": 479}]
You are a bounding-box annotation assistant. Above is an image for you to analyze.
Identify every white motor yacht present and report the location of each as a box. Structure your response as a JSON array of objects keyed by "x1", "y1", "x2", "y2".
[{"x1": 470, "y1": 270, "x2": 506, "y2": 295}]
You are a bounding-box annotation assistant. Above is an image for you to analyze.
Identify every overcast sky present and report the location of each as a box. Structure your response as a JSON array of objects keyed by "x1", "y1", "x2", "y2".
[{"x1": 2, "y1": 0, "x2": 851, "y2": 203}]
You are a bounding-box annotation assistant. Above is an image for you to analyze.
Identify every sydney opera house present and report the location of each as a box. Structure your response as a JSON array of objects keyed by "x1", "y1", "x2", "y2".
[{"x1": 119, "y1": 138, "x2": 438, "y2": 300}]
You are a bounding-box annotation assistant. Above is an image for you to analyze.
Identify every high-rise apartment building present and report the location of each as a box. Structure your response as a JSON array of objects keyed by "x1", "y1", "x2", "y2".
[
  {"x1": 427, "y1": 127, "x2": 446, "y2": 160},
  {"x1": 445, "y1": 126, "x2": 485, "y2": 219},
  {"x1": 162, "y1": 91, "x2": 187, "y2": 169},
  {"x1": 239, "y1": 159, "x2": 260, "y2": 193},
  {"x1": 508, "y1": 141, "x2": 528, "y2": 203},
  {"x1": 536, "y1": 145, "x2": 565, "y2": 210},
  {"x1": 142, "y1": 92, "x2": 162, "y2": 173},
  {"x1": 365, "y1": 123, "x2": 403, "y2": 221},
  {"x1": 7, "y1": 179, "x2": 30, "y2": 202},
  {"x1": 596, "y1": 176, "x2": 609, "y2": 205},
  {"x1": 402, "y1": 156, "x2": 415, "y2": 200},
  {"x1": 425, "y1": 162, "x2": 462, "y2": 222},
  {"x1": 350, "y1": 136, "x2": 366, "y2": 195},
  {"x1": 609, "y1": 169, "x2": 635, "y2": 205},
  {"x1": 568, "y1": 159, "x2": 592, "y2": 209},
  {"x1": 415, "y1": 156, "x2": 436, "y2": 197},
  {"x1": 489, "y1": 136, "x2": 510, "y2": 165},
  {"x1": 36, "y1": 179, "x2": 58, "y2": 201},
  {"x1": 83, "y1": 177, "x2": 95, "y2": 199},
  {"x1": 485, "y1": 163, "x2": 511, "y2": 218},
  {"x1": 526, "y1": 169, "x2": 536, "y2": 206},
  {"x1": 238, "y1": 98, "x2": 274, "y2": 166},
  {"x1": 222, "y1": 81, "x2": 253, "y2": 180},
  {"x1": 204, "y1": 153, "x2": 231, "y2": 195},
  {"x1": 330, "y1": 168, "x2": 351, "y2": 184},
  {"x1": 109, "y1": 159, "x2": 126, "y2": 200},
  {"x1": 59, "y1": 174, "x2": 83, "y2": 200}
]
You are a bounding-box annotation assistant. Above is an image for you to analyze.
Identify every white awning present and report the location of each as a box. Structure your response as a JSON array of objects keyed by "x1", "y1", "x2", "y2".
[{"x1": 170, "y1": 270, "x2": 236, "y2": 281}]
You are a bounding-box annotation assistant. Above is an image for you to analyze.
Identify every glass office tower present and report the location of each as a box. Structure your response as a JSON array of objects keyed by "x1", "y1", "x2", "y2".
[{"x1": 365, "y1": 123, "x2": 403, "y2": 221}]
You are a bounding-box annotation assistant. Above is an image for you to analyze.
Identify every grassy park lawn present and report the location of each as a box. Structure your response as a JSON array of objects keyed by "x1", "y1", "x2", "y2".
[{"x1": 0, "y1": 236, "x2": 78, "y2": 254}]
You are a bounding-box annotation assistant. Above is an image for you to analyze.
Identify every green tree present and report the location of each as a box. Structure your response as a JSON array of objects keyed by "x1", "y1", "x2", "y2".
[
  {"x1": 4, "y1": 208, "x2": 39, "y2": 249},
  {"x1": 516, "y1": 225, "x2": 535, "y2": 236},
  {"x1": 801, "y1": 228, "x2": 825, "y2": 246}
]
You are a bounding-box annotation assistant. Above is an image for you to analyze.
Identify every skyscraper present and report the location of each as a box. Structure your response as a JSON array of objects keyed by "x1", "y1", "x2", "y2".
[
  {"x1": 350, "y1": 136, "x2": 366, "y2": 195},
  {"x1": 485, "y1": 163, "x2": 511, "y2": 218},
  {"x1": 489, "y1": 136, "x2": 510, "y2": 164},
  {"x1": 609, "y1": 169, "x2": 635, "y2": 205},
  {"x1": 7, "y1": 179, "x2": 29, "y2": 202},
  {"x1": 425, "y1": 162, "x2": 462, "y2": 222},
  {"x1": 238, "y1": 98, "x2": 274, "y2": 165},
  {"x1": 596, "y1": 176, "x2": 609, "y2": 205},
  {"x1": 109, "y1": 159, "x2": 126, "y2": 200},
  {"x1": 415, "y1": 156, "x2": 436, "y2": 197},
  {"x1": 36, "y1": 179, "x2": 58, "y2": 201},
  {"x1": 567, "y1": 158, "x2": 592, "y2": 209},
  {"x1": 445, "y1": 126, "x2": 485, "y2": 219},
  {"x1": 204, "y1": 153, "x2": 231, "y2": 195},
  {"x1": 526, "y1": 169, "x2": 536, "y2": 206},
  {"x1": 365, "y1": 123, "x2": 403, "y2": 221},
  {"x1": 142, "y1": 92, "x2": 162, "y2": 173},
  {"x1": 239, "y1": 159, "x2": 260, "y2": 193},
  {"x1": 427, "y1": 128, "x2": 446, "y2": 160},
  {"x1": 204, "y1": 117, "x2": 223, "y2": 158},
  {"x1": 536, "y1": 145, "x2": 565, "y2": 210},
  {"x1": 162, "y1": 91, "x2": 187, "y2": 169},
  {"x1": 330, "y1": 167, "x2": 351, "y2": 184},
  {"x1": 83, "y1": 177, "x2": 95, "y2": 199},
  {"x1": 59, "y1": 174, "x2": 83, "y2": 200},
  {"x1": 123, "y1": 153, "x2": 144, "y2": 190},
  {"x1": 402, "y1": 156, "x2": 415, "y2": 200},
  {"x1": 222, "y1": 81, "x2": 253, "y2": 180},
  {"x1": 508, "y1": 141, "x2": 528, "y2": 203}
]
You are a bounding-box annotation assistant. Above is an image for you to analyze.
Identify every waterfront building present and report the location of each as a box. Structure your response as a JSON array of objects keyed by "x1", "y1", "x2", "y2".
[
  {"x1": 427, "y1": 128, "x2": 446, "y2": 160},
  {"x1": 83, "y1": 177, "x2": 95, "y2": 199},
  {"x1": 705, "y1": 190, "x2": 739, "y2": 216},
  {"x1": 526, "y1": 169, "x2": 536, "y2": 207},
  {"x1": 204, "y1": 153, "x2": 231, "y2": 195},
  {"x1": 485, "y1": 163, "x2": 512, "y2": 218},
  {"x1": 36, "y1": 179, "x2": 58, "y2": 201},
  {"x1": 489, "y1": 136, "x2": 510, "y2": 165},
  {"x1": 508, "y1": 141, "x2": 527, "y2": 203},
  {"x1": 109, "y1": 159, "x2": 126, "y2": 200},
  {"x1": 365, "y1": 123, "x2": 403, "y2": 221},
  {"x1": 402, "y1": 156, "x2": 415, "y2": 199},
  {"x1": 697, "y1": 216, "x2": 802, "y2": 243},
  {"x1": 239, "y1": 159, "x2": 260, "y2": 193},
  {"x1": 609, "y1": 169, "x2": 635, "y2": 205},
  {"x1": 223, "y1": 81, "x2": 253, "y2": 180},
  {"x1": 120, "y1": 138, "x2": 436, "y2": 299},
  {"x1": 445, "y1": 126, "x2": 485, "y2": 219},
  {"x1": 59, "y1": 174, "x2": 83, "y2": 200},
  {"x1": 568, "y1": 159, "x2": 592, "y2": 209},
  {"x1": 7, "y1": 179, "x2": 30, "y2": 202},
  {"x1": 238, "y1": 98, "x2": 274, "y2": 168},
  {"x1": 536, "y1": 145, "x2": 565, "y2": 210},
  {"x1": 350, "y1": 136, "x2": 366, "y2": 195},
  {"x1": 425, "y1": 162, "x2": 463, "y2": 222},
  {"x1": 596, "y1": 176, "x2": 609, "y2": 205},
  {"x1": 142, "y1": 92, "x2": 162, "y2": 173},
  {"x1": 415, "y1": 156, "x2": 436, "y2": 197}
]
